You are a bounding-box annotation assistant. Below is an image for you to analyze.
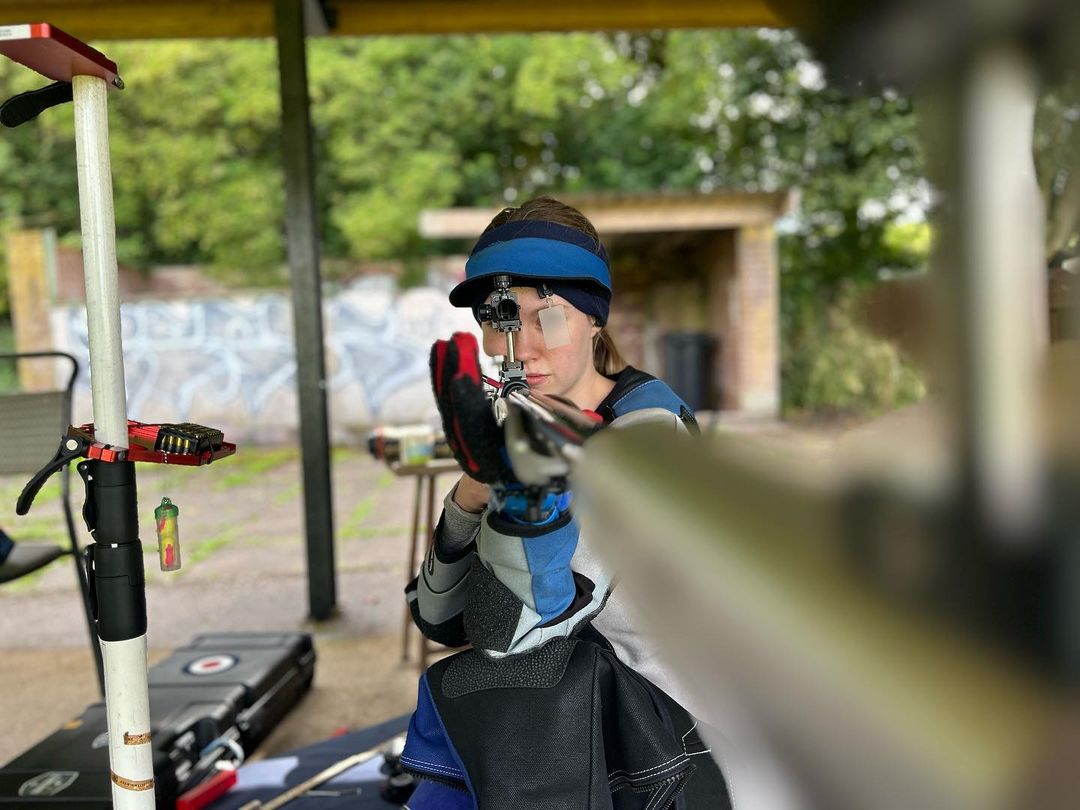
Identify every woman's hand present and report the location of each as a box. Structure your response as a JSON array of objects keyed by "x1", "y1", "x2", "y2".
[{"x1": 452, "y1": 474, "x2": 490, "y2": 514}]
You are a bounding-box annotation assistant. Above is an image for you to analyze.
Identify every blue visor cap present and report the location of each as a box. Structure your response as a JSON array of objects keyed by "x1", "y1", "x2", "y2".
[{"x1": 450, "y1": 220, "x2": 612, "y2": 311}]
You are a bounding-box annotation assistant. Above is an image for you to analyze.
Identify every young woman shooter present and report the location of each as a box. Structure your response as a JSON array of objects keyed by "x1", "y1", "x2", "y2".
[{"x1": 399, "y1": 197, "x2": 730, "y2": 809}]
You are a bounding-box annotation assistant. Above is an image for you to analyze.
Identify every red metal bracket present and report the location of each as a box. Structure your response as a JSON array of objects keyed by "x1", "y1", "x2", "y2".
[
  {"x1": 0, "y1": 23, "x2": 121, "y2": 87},
  {"x1": 73, "y1": 421, "x2": 237, "y2": 466}
]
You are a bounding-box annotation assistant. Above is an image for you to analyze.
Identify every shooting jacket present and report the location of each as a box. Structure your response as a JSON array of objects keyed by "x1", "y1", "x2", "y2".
[
  {"x1": 407, "y1": 368, "x2": 698, "y2": 674},
  {"x1": 401, "y1": 368, "x2": 727, "y2": 808}
]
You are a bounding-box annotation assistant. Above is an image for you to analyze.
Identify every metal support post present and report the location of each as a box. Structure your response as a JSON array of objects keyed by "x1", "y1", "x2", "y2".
[{"x1": 273, "y1": 0, "x2": 337, "y2": 620}]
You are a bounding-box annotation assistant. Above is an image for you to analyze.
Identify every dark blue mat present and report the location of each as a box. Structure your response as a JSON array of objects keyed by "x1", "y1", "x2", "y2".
[{"x1": 207, "y1": 714, "x2": 411, "y2": 810}]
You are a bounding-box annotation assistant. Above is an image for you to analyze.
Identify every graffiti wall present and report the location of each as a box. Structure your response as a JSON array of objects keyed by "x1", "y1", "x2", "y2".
[{"x1": 50, "y1": 277, "x2": 483, "y2": 443}]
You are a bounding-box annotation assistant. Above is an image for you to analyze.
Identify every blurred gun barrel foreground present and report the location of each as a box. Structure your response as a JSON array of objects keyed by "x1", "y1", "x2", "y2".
[
  {"x1": 569, "y1": 2, "x2": 1080, "y2": 809},
  {"x1": 577, "y1": 428, "x2": 1071, "y2": 810}
]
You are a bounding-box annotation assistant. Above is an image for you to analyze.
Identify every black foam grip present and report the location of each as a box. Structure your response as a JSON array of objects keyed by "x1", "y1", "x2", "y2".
[
  {"x1": 0, "y1": 81, "x2": 73, "y2": 128},
  {"x1": 93, "y1": 541, "x2": 147, "y2": 641}
]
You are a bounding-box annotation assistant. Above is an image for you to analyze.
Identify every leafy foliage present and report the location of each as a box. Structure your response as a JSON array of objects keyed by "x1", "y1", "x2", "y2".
[
  {"x1": 0, "y1": 41, "x2": 285, "y2": 279},
  {"x1": 0, "y1": 322, "x2": 14, "y2": 391},
  {"x1": 783, "y1": 284, "x2": 926, "y2": 415},
  {"x1": 1035, "y1": 71, "x2": 1080, "y2": 257}
]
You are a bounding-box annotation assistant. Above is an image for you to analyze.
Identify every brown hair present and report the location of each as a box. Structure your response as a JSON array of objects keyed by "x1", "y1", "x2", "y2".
[
  {"x1": 483, "y1": 196, "x2": 600, "y2": 242},
  {"x1": 593, "y1": 326, "x2": 627, "y2": 376},
  {"x1": 484, "y1": 197, "x2": 626, "y2": 375}
]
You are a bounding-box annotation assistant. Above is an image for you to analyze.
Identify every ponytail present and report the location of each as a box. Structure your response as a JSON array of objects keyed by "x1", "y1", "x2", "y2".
[{"x1": 593, "y1": 328, "x2": 627, "y2": 376}]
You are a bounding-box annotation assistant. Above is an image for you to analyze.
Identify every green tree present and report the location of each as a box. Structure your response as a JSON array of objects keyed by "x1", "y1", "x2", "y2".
[
  {"x1": 0, "y1": 41, "x2": 286, "y2": 282},
  {"x1": 1035, "y1": 72, "x2": 1080, "y2": 259}
]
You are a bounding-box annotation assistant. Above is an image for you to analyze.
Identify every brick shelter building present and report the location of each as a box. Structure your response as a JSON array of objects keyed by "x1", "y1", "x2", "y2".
[{"x1": 420, "y1": 190, "x2": 794, "y2": 417}]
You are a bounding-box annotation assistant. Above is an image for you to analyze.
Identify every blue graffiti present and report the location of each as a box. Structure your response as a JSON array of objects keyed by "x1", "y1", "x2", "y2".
[{"x1": 54, "y1": 278, "x2": 481, "y2": 433}]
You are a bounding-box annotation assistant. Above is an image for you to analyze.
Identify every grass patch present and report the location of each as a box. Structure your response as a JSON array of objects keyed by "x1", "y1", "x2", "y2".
[
  {"x1": 139, "y1": 464, "x2": 195, "y2": 493},
  {"x1": 3, "y1": 519, "x2": 67, "y2": 543},
  {"x1": 339, "y1": 499, "x2": 374, "y2": 540},
  {"x1": 0, "y1": 323, "x2": 16, "y2": 393},
  {"x1": 331, "y1": 446, "x2": 357, "y2": 464},
  {"x1": 214, "y1": 447, "x2": 298, "y2": 491},
  {"x1": 0, "y1": 476, "x2": 61, "y2": 509},
  {"x1": 350, "y1": 500, "x2": 374, "y2": 525},
  {"x1": 273, "y1": 483, "x2": 301, "y2": 506},
  {"x1": 3, "y1": 557, "x2": 62, "y2": 592},
  {"x1": 186, "y1": 528, "x2": 238, "y2": 566},
  {"x1": 352, "y1": 525, "x2": 409, "y2": 539},
  {"x1": 337, "y1": 470, "x2": 398, "y2": 541}
]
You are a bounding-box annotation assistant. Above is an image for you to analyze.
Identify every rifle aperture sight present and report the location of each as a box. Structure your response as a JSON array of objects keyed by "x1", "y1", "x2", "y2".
[
  {"x1": 478, "y1": 295, "x2": 521, "y2": 332},
  {"x1": 480, "y1": 275, "x2": 528, "y2": 401}
]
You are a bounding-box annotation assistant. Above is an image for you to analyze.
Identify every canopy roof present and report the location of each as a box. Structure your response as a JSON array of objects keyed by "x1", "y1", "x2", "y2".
[
  {"x1": 0, "y1": 1, "x2": 786, "y2": 40},
  {"x1": 421, "y1": 190, "x2": 796, "y2": 241}
]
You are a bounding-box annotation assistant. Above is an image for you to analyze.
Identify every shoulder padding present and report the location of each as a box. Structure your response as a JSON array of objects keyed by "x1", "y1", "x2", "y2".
[
  {"x1": 609, "y1": 377, "x2": 687, "y2": 418},
  {"x1": 604, "y1": 370, "x2": 699, "y2": 434}
]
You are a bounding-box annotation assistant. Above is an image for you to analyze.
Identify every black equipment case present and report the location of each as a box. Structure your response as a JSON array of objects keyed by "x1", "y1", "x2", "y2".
[{"x1": 0, "y1": 632, "x2": 315, "y2": 809}]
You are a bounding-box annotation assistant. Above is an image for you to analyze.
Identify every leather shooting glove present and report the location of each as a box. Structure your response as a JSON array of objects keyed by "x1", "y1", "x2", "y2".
[{"x1": 430, "y1": 332, "x2": 511, "y2": 485}]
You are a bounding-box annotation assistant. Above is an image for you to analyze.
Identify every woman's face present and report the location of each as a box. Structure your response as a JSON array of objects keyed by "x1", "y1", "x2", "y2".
[{"x1": 480, "y1": 286, "x2": 600, "y2": 398}]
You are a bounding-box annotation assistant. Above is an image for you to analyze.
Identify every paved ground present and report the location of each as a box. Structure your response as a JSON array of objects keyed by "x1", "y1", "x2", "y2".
[
  {"x1": 0, "y1": 446, "x2": 461, "y2": 765},
  {"x1": 1, "y1": 416, "x2": 846, "y2": 770}
]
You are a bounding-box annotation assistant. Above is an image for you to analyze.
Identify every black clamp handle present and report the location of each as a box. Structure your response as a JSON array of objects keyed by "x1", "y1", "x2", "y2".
[
  {"x1": 0, "y1": 81, "x2": 73, "y2": 128},
  {"x1": 16, "y1": 433, "x2": 89, "y2": 516}
]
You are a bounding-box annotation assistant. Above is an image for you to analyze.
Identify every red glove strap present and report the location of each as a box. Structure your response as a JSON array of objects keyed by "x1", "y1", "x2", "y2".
[
  {"x1": 450, "y1": 332, "x2": 481, "y2": 384},
  {"x1": 433, "y1": 339, "x2": 449, "y2": 397}
]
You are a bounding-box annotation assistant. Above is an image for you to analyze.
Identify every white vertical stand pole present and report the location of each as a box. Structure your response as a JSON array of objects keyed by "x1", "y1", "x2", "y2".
[
  {"x1": 73, "y1": 74, "x2": 128, "y2": 448},
  {"x1": 72, "y1": 73, "x2": 154, "y2": 810},
  {"x1": 960, "y1": 46, "x2": 1045, "y2": 537}
]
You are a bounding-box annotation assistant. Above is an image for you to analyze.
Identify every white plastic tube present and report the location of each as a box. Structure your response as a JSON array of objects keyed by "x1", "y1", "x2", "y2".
[
  {"x1": 73, "y1": 74, "x2": 128, "y2": 448},
  {"x1": 100, "y1": 638, "x2": 155, "y2": 808}
]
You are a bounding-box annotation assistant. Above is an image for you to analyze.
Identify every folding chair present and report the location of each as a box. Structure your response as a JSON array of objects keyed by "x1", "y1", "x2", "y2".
[{"x1": 0, "y1": 351, "x2": 104, "y2": 694}]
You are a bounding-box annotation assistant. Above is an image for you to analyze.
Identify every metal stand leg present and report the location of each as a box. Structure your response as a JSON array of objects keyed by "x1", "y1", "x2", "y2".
[
  {"x1": 418, "y1": 474, "x2": 437, "y2": 671},
  {"x1": 401, "y1": 476, "x2": 423, "y2": 661}
]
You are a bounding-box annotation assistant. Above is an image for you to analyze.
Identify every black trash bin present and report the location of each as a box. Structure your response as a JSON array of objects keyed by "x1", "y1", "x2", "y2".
[{"x1": 662, "y1": 331, "x2": 717, "y2": 412}]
